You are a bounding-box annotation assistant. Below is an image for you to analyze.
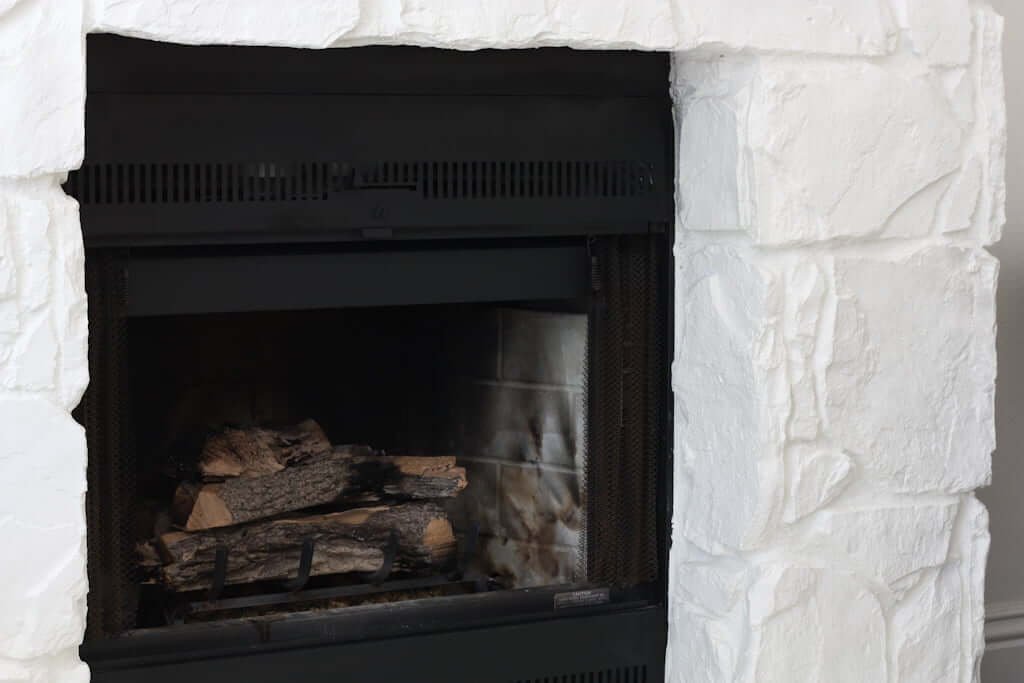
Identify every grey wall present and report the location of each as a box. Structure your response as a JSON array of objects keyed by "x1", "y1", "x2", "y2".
[{"x1": 981, "y1": 0, "x2": 1024, "y2": 679}]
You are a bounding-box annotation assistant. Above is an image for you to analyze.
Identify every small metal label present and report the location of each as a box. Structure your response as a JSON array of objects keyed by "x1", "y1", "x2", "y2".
[{"x1": 554, "y1": 588, "x2": 611, "y2": 610}]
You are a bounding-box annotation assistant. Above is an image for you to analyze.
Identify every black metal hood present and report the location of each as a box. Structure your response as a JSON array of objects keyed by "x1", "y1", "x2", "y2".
[{"x1": 69, "y1": 37, "x2": 673, "y2": 247}]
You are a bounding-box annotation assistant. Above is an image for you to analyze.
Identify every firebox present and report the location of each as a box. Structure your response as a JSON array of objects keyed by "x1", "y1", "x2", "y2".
[{"x1": 70, "y1": 36, "x2": 673, "y2": 683}]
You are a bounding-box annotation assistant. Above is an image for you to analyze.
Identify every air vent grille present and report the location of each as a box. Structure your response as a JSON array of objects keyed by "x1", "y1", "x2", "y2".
[
  {"x1": 513, "y1": 666, "x2": 647, "y2": 683},
  {"x1": 63, "y1": 160, "x2": 658, "y2": 205}
]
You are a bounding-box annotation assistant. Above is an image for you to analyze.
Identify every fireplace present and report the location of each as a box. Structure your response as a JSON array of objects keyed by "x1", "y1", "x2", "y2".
[{"x1": 71, "y1": 36, "x2": 672, "y2": 682}]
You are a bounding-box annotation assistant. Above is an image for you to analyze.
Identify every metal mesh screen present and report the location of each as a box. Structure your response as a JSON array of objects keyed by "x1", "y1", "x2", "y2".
[
  {"x1": 584, "y1": 234, "x2": 666, "y2": 586},
  {"x1": 80, "y1": 250, "x2": 138, "y2": 639}
]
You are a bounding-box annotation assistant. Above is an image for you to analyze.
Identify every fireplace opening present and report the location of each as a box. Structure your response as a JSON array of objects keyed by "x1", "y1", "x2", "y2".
[
  {"x1": 73, "y1": 36, "x2": 673, "y2": 683},
  {"x1": 129, "y1": 300, "x2": 594, "y2": 623}
]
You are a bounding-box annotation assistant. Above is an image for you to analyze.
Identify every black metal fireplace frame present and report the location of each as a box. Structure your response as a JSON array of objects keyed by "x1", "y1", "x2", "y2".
[{"x1": 74, "y1": 38, "x2": 675, "y2": 683}]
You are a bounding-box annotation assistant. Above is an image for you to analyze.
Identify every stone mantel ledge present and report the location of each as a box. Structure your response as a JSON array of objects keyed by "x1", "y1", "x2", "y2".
[{"x1": 0, "y1": 0, "x2": 1006, "y2": 682}]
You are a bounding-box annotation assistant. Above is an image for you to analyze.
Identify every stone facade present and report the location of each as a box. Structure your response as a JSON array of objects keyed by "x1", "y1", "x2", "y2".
[{"x1": 0, "y1": 1, "x2": 1005, "y2": 682}]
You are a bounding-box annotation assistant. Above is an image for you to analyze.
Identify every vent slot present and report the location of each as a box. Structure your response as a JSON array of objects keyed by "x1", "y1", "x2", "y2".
[
  {"x1": 421, "y1": 160, "x2": 653, "y2": 200},
  {"x1": 512, "y1": 665, "x2": 648, "y2": 683},
  {"x1": 64, "y1": 160, "x2": 658, "y2": 205}
]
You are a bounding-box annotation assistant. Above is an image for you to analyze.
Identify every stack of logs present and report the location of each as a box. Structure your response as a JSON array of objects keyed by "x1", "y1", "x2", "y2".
[{"x1": 150, "y1": 420, "x2": 468, "y2": 593}]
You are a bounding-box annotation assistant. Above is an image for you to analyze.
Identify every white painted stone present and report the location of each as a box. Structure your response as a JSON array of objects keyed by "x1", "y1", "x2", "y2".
[
  {"x1": 672, "y1": 58, "x2": 756, "y2": 236},
  {"x1": 94, "y1": 0, "x2": 913, "y2": 54},
  {"x1": 811, "y1": 502, "x2": 958, "y2": 588},
  {"x1": 48, "y1": 183, "x2": 88, "y2": 411},
  {"x1": 961, "y1": 494, "x2": 989, "y2": 681},
  {"x1": 675, "y1": 56, "x2": 968, "y2": 244},
  {"x1": 891, "y1": 564, "x2": 962, "y2": 682},
  {"x1": 673, "y1": 0, "x2": 896, "y2": 56},
  {"x1": 783, "y1": 262, "x2": 825, "y2": 441},
  {"x1": 673, "y1": 243, "x2": 787, "y2": 553},
  {"x1": 934, "y1": 7, "x2": 1006, "y2": 244},
  {"x1": 666, "y1": 606, "x2": 741, "y2": 683},
  {"x1": 666, "y1": 548, "x2": 752, "y2": 683},
  {"x1": 966, "y1": 6, "x2": 1006, "y2": 244},
  {"x1": 826, "y1": 247, "x2": 997, "y2": 494},
  {"x1": 0, "y1": 398, "x2": 87, "y2": 662},
  {"x1": 97, "y1": 0, "x2": 680, "y2": 50},
  {"x1": 378, "y1": 0, "x2": 678, "y2": 49},
  {"x1": 943, "y1": 158, "x2": 984, "y2": 235},
  {"x1": 669, "y1": 548, "x2": 752, "y2": 618},
  {"x1": 783, "y1": 445, "x2": 853, "y2": 523},
  {"x1": 0, "y1": 208, "x2": 15, "y2": 298},
  {"x1": 893, "y1": 0, "x2": 972, "y2": 67},
  {"x1": 749, "y1": 567, "x2": 887, "y2": 682},
  {"x1": 8, "y1": 193, "x2": 50, "y2": 313},
  {"x1": 0, "y1": 0, "x2": 84, "y2": 178},
  {"x1": 0, "y1": 179, "x2": 89, "y2": 409},
  {"x1": 0, "y1": 651, "x2": 90, "y2": 683},
  {"x1": 96, "y1": 0, "x2": 361, "y2": 47},
  {"x1": 5, "y1": 315, "x2": 58, "y2": 392},
  {"x1": 749, "y1": 60, "x2": 964, "y2": 244}
]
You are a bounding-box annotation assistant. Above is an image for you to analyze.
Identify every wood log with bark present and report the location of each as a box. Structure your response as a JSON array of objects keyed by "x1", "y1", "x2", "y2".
[
  {"x1": 176, "y1": 449, "x2": 467, "y2": 531},
  {"x1": 198, "y1": 419, "x2": 332, "y2": 478},
  {"x1": 157, "y1": 502, "x2": 456, "y2": 592}
]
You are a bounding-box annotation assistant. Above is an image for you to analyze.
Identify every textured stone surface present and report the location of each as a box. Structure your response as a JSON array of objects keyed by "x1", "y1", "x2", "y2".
[
  {"x1": 0, "y1": 398, "x2": 87, "y2": 663},
  {"x1": 0, "y1": 0, "x2": 1006, "y2": 682},
  {"x1": 968, "y1": 6, "x2": 1006, "y2": 244},
  {"x1": 673, "y1": 1, "x2": 896, "y2": 56},
  {"x1": 783, "y1": 446, "x2": 852, "y2": 523},
  {"x1": 894, "y1": 0, "x2": 972, "y2": 67},
  {"x1": 675, "y1": 56, "x2": 969, "y2": 244},
  {"x1": 0, "y1": 0, "x2": 84, "y2": 178},
  {"x1": 669, "y1": 240, "x2": 997, "y2": 680},
  {"x1": 0, "y1": 179, "x2": 88, "y2": 410},
  {"x1": 96, "y1": 0, "x2": 362, "y2": 47},
  {"x1": 97, "y1": 0, "x2": 679, "y2": 49},
  {"x1": 673, "y1": 243, "x2": 785, "y2": 554},
  {"x1": 891, "y1": 565, "x2": 963, "y2": 682},
  {"x1": 936, "y1": 6, "x2": 1006, "y2": 245},
  {"x1": 749, "y1": 567, "x2": 887, "y2": 682},
  {"x1": 827, "y1": 248, "x2": 997, "y2": 494},
  {"x1": 811, "y1": 502, "x2": 959, "y2": 588}
]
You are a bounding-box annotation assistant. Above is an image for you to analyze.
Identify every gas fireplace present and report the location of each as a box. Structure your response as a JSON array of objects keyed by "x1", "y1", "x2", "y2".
[{"x1": 72, "y1": 36, "x2": 673, "y2": 683}]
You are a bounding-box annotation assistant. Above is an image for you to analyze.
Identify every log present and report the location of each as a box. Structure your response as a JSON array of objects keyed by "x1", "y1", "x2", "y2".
[
  {"x1": 178, "y1": 450, "x2": 467, "y2": 531},
  {"x1": 158, "y1": 503, "x2": 456, "y2": 592},
  {"x1": 198, "y1": 419, "x2": 331, "y2": 478}
]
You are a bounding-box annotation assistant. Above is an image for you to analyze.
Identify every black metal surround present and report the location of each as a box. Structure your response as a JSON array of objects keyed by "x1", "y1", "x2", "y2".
[
  {"x1": 70, "y1": 36, "x2": 673, "y2": 247},
  {"x1": 89, "y1": 604, "x2": 666, "y2": 683},
  {"x1": 75, "y1": 36, "x2": 673, "y2": 683}
]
